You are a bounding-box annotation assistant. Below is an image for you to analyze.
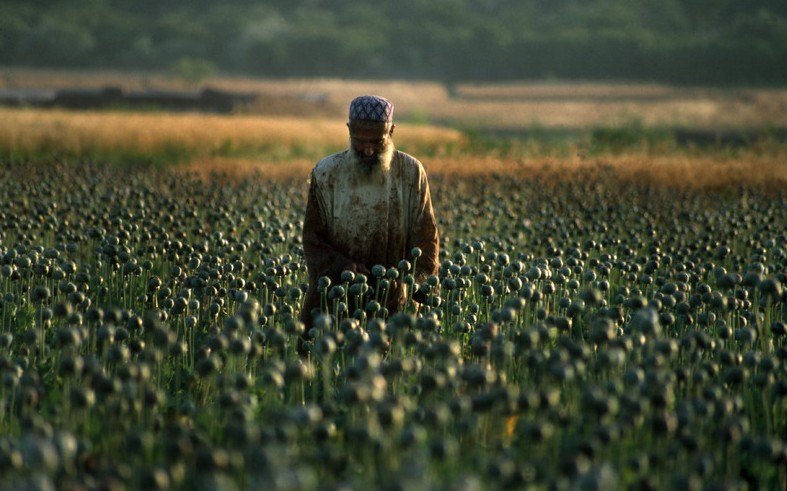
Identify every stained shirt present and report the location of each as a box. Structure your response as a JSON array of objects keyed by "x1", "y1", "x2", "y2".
[{"x1": 300, "y1": 148, "x2": 439, "y2": 327}]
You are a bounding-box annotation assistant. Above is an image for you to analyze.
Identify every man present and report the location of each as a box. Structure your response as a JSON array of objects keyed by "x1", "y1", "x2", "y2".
[{"x1": 300, "y1": 95, "x2": 439, "y2": 328}]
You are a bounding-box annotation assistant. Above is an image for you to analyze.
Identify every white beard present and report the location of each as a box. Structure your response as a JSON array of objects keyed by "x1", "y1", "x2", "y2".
[{"x1": 348, "y1": 140, "x2": 395, "y2": 184}]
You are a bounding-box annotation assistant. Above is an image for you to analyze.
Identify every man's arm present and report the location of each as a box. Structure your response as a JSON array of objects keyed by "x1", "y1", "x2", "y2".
[
  {"x1": 302, "y1": 174, "x2": 369, "y2": 284},
  {"x1": 301, "y1": 171, "x2": 372, "y2": 328}
]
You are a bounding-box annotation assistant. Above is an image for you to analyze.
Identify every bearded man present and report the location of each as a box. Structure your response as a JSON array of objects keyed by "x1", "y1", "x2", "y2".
[{"x1": 300, "y1": 95, "x2": 439, "y2": 329}]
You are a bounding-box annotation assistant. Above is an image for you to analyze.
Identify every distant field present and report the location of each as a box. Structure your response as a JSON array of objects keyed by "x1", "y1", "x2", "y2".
[
  {"x1": 3, "y1": 68, "x2": 787, "y2": 132},
  {"x1": 1, "y1": 106, "x2": 785, "y2": 193},
  {"x1": 1, "y1": 68, "x2": 786, "y2": 191},
  {"x1": 0, "y1": 107, "x2": 462, "y2": 157}
]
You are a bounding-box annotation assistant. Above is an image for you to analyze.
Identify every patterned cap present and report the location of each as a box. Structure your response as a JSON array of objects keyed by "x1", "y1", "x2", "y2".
[{"x1": 348, "y1": 95, "x2": 394, "y2": 122}]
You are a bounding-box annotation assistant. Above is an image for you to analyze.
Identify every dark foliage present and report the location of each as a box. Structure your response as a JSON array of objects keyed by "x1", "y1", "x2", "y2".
[{"x1": 1, "y1": 0, "x2": 786, "y2": 84}]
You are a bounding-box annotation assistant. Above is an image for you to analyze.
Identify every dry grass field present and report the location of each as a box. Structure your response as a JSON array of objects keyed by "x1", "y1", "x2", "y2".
[
  {"x1": 4, "y1": 68, "x2": 787, "y2": 130},
  {"x1": 2, "y1": 68, "x2": 787, "y2": 190},
  {"x1": 0, "y1": 107, "x2": 463, "y2": 156},
  {"x1": 2, "y1": 103, "x2": 785, "y2": 190}
]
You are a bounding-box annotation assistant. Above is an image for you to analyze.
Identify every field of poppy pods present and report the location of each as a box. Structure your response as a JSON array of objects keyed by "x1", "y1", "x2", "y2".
[{"x1": 0, "y1": 106, "x2": 786, "y2": 490}]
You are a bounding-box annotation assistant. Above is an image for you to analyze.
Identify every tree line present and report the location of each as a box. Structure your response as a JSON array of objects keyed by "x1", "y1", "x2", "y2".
[{"x1": 2, "y1": 0, "x2": 786, "y2": 85}]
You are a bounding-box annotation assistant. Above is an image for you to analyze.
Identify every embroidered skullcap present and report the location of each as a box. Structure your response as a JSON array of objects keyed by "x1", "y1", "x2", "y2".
[{"x1": 348, "y1": 95, "x2": 394, "y2": 122}]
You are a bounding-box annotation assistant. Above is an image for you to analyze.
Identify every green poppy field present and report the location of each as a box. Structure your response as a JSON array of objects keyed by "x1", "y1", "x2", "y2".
[{"x1": 0, "y1": 87, "x2": 786, "y2": 489}]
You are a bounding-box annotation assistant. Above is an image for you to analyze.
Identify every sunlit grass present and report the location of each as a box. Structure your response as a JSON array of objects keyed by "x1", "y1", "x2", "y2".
[
  {"x1": 0, "y1": 107, "x2": 464, "y2": 165},
  {"x1": 1, "y1": 106, "x2": 786, "y2": 193}
]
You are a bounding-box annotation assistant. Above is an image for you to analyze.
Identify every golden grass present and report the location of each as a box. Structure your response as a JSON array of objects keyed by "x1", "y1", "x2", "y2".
[
  {"x1": 427, "y1": 151, "x2": 787, "y2": 191},
  {"x1": 0, "y1": 107, "x2": 464, "y2": 156},
  {"x1": 0, "y1": 86, "x2": 784, "y2": 193},
  {"x1": 174, "y1": 148, "x2": 787, "y2": 196}
]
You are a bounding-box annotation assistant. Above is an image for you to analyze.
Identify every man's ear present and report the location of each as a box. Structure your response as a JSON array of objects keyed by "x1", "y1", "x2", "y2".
[{"x1": 389, "y1": 124, "x2": 396, "y2": 137}]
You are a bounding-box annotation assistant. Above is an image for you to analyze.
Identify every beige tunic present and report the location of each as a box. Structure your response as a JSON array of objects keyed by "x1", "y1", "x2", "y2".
[{"x1": 300, "y1": 148, "x2": 439, "y2": 327}]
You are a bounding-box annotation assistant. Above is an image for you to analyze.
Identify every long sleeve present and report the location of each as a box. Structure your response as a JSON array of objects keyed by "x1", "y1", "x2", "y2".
[
  {"x1": 300, "y1": 173, "x2": 351, "y2": 326},
  {"x1": 302, "y1": 173, "x2": 351, "y2": 284}
]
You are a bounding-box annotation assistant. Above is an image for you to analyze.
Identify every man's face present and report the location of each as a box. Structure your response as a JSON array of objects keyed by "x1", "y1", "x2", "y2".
[{"x1": 348, "y1": 121, "x2": 395, "y2": 167}]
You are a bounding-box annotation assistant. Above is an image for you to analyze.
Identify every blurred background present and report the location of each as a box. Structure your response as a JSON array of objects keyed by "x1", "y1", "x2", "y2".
[
  {"x1": 2, "y1": 0, "x2": 786, "y2": 147},
  {"x1": 2, "y1": 0, "x2": 785, "y2": 85}
]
